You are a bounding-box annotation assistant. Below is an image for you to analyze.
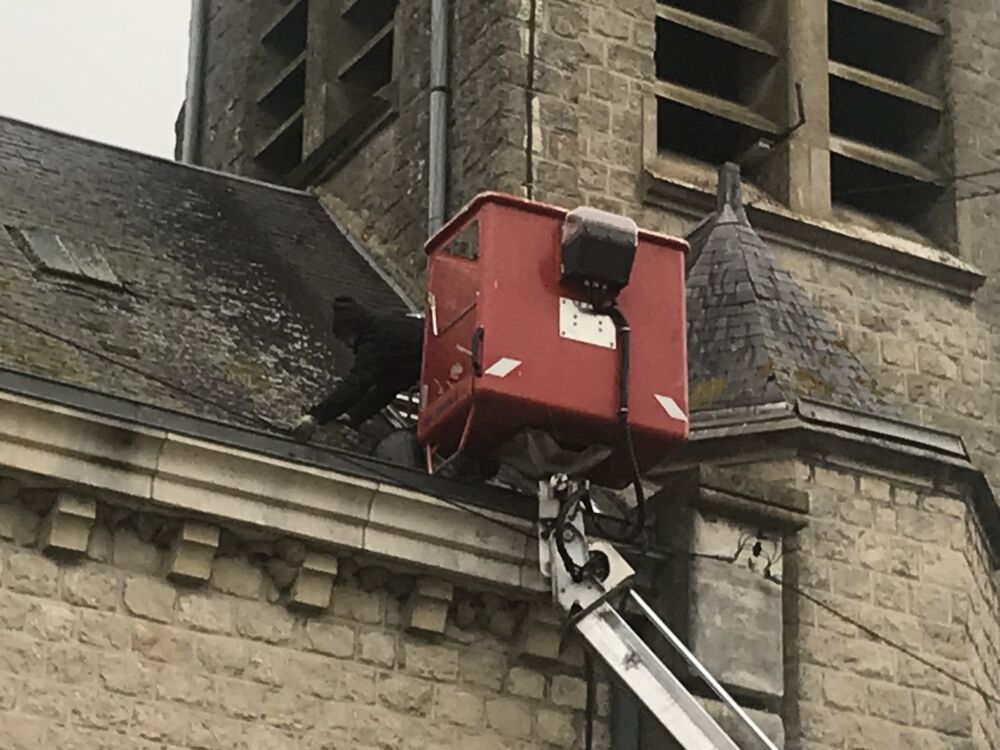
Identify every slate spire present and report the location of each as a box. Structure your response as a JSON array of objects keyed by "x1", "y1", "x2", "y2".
[{"x1": 685, "y1": 163, "x2": 886, "y2": 413}]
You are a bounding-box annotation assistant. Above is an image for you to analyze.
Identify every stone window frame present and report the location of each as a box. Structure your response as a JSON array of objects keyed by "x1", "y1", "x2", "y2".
[
  {"x1": 641, "y1": 1, "x2": 975, "y2": 293},
  {"x1": 289, "y1": 0, "x2": 402, "y2": 187}
]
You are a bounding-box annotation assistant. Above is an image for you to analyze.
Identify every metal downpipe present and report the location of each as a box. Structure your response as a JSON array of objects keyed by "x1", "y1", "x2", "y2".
[
  {"x1": 428, "y1": 0, "x2": 450, "y2": 235},
  {"x1": 182, "y1": 0, "x2": 209, "y2": 164}
]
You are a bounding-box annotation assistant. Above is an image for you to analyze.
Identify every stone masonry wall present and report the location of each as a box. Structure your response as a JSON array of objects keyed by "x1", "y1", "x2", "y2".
[
  {"x1": 521, "y1": 0, "x2": 1000, "y2": 498},
  {"x1": 316, "y1": 0, "x2": 528, "y2": 303},
  {"x1": 196, "y1": 0, "x2": 280, "y2": 178},
  {"x1": 0, "y1": 477, "x2": 609, "y2": 750},
  {"x1": 791, "y1": 460, "x2": 1000, "y2": 750}
]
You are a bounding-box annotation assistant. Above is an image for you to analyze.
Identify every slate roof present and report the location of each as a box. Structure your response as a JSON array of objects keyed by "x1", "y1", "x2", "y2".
[
  {"x1": 0, "y1": 116, "x2": 407, "y2": 439},
  {"x1": 686, "y1": 163, "x2": 887, "y2": 414}
]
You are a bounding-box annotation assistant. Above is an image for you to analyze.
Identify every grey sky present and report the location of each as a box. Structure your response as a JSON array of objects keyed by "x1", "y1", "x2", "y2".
[{"x1": 0, "y1": 1, "x2": 191, "y2": 158}]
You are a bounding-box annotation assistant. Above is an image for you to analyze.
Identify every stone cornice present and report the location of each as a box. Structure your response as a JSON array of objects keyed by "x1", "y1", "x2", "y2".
[{"x1": 0, "y1": 387, "x2": 545, "y2": 594}]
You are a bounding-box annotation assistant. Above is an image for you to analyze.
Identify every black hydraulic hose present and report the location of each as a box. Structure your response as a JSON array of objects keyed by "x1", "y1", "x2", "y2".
[
  {"x1": 554, "y1": 490, "x2": 585, "y2": 582},
  {"x1": 603, "y1": 306, "x2": 646, "y2": 545}
]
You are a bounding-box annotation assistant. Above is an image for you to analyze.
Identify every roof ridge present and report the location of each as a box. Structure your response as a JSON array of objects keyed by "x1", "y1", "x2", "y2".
[{"x1": 0, "y1": 113, "x2": 313, "y2": 199}]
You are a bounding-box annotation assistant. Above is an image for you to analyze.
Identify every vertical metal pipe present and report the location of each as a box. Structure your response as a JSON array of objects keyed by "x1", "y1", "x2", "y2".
[
  {"x1": 182, "y1": 0, "x2": 209, "y2": 164},
  {"x1": 428, "y1": 0, "x2": 450, "y2": 235}
]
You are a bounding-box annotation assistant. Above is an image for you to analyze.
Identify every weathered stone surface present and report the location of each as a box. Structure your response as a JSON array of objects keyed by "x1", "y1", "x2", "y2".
[
  {"x1": 402, "y1": 642, "x2": 459, "y2": 681},
  {"x1": 359, "y1": 630, "x2": 396, "y2": 667},
  {"x1": 485, "y1": 697, "x2": 533, "y2": 739},
  {"x1": 64, "y1": 566, "x2": 120, "y2": 610},
  {"x1": 460, "y1": 649, "x2": 507, "y2": 691},
  {"x1": 536, "y1": 708, "x2": 577, "y2": 747},
  {"x1": 177, "y1": 594, "x2": 235, "y2": 634},
  {"x1": 304, "y1": 621, "x2": 355, "y2": 658},
  {"x1": 113, "y1": 528, "x2": 160, "y2": 575},
  {"x1": 518, "y1": 605, "x2": 563, "y2": 661},
  {"x1": 404, "y1": 577, "x2": 453, "y2": 635},
  {"x1": 0, "y1": 502, "x2": 41, "y2": 546},
  {"x1": 167, "y1": 521, "x2": 219, "y2": 583},
  {"x1": 434, "y1": 684, "x2": 485, "y2": 727},
  {"x1": 290, "y1": 552, "x2": 338, "y2": 610},
  {"x1": 331, "y1": 584, "x2": 384, "y2": 624},
  {"x1": 507, "y1": 666, "x2": 546, "y2": 699},
  {"x1": 211, "y1": 557, "x2": 264, "y2": 599},
  {"x1": 40, "y1": 493, "x2": 96, "y2": 555},
  {"x1": 7, "y1": 549, "x2": 58, "y2": 596},
  {"x1": 123, "y1": 576, "x2": 177, "y2": 623},
  {"x1": 235, "y1": 600, "x2": 295, "y2": 644}
]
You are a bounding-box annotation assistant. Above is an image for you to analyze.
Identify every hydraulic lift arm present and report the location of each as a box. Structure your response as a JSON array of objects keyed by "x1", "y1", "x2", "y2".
[{"x1": 538, "y1": 475, "x2": 780, "y2": 750}]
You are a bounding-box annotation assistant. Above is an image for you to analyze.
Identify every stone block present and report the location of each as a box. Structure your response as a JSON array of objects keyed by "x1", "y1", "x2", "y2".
[
  {"x1": 133, "y1": 622, "x2": 195, "y2": 666},
  {"x1": 78, "y1": 611, "x2": 131, "y2": 650},
  {"x1": 460, "y1": 649, "x2": 507, "y2": 691},
  {"x1": 689, "y1": 514, "x2": 784, "y2": 700},
  {"x1": 404, "y1": 577, "x2": 454, "y2": 635},
  {"x1": 167, "y1": 521, "x2": 219, "y2": 583},
  {"x1": 211, "y1": 556, "x2": 264, "y2": 599},
  {"x1": 518, "y1": 604, "x2": 563, "y2": 661},
  {"x1": 86, "y1": 525, "x2": 112, "y2": 562},
  {"x1": 64, "y1": 566, "x2": 120, "y2": 610},
  {"x1": 7, "y1": 549, "x2": 58, "y2": 596},
  {"x1": 359, "y1": 630, "x2": 396, "y2": 667},
  {"x1": 536, "y1": 708, "x2": 577, "y2": 747},
  {"x1": 290, "y1": 551, "x2": 338, "y2": 611},
  {"x1": 485, "y1": 697, "x2": 533, "y2": 739},
  {"x1": 123, "y1": 576, "x2": 177, "y2": 623},
  {"x1": 23, "y1": 599, "x2": 74, "y2": 642},
  {"x1": 304, "y1": 621, "x2": 355, "y2": 658},
  {"x1": 113, "y1": 528, "x2": 160, "y2": 575},
  {"x1": 403, "y1": 641, "x2": 459, "y2": 680},
  {"x1": 234, "y1": 600, "x2": 295, "y2": 644},
  {"x1": 377, "y1": 672, "x2": 435, "y2": 716},
  {"x1": 507, "y1": 666, "x2": 546, "y2": 699},
  {"x1": 40, "y1": 493, "x2": 96, "y2": 555},
  {"x1": 434, "y1": 684, "x2": 485, "y2": 727},
  {"x1": 550, "y1": 674, "x2": 587, "y2": 709},
  {"x1": 331, "y1": 583, "x2": 384, "y2": 624},
  {"x1": 177, "y1": 594, "x2": 235, "y2": 634},
  {"x1": 0, "y1": 501, "x2": 41, "y2": 546}
]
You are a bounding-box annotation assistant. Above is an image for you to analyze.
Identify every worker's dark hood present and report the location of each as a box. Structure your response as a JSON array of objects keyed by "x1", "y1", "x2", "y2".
[{"x1": 332, "y1": 296, "x2": 376, "y2": 338}]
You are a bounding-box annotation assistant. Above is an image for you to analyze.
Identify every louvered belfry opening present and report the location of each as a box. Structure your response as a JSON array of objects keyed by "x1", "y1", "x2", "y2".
[
  {"x1": 325, "y1": 0, "x2": 398, "y2": 137},
  {"x1": 654, "y1": 0, "x2": 785, "y2": 172},
  {"x1": 256, "y1": 0, "x2": 310, "y2": 174},
  {"x1": 827, "y1": 0, "x2": 946, "y2": 231}
]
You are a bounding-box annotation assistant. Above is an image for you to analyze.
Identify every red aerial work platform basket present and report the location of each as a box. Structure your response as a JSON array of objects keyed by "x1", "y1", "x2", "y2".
[{"x1": 417, "y1": 193, "x2": 688, "y2": 488}]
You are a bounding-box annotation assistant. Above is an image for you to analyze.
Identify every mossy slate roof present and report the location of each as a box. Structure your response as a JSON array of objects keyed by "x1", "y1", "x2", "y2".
[{"x1": 0, "y1": 116, "x2": 406, "y2": 436}]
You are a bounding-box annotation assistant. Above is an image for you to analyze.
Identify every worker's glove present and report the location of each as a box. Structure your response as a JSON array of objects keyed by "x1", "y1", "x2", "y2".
[
  {"x1": 334, "y1": 414, "x2": 357, "y2": 430},
  {"x1": 291, "y1": 415, "x2": 319, "y2": 442}
]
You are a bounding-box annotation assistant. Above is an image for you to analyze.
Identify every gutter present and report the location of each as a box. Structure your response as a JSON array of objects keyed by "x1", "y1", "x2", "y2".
[{"x1": 181, "y1": 0, "x2": 209, "y2": 164}]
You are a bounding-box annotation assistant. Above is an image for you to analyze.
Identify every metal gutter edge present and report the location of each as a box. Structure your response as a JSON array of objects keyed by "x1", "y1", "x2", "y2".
[{"x1": 796, "y1": 397, "x2": 968, "y2": 459}]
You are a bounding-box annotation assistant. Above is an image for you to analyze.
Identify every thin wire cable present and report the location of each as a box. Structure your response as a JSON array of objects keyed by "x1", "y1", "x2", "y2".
[{"x1": 765, "y1": 571, "x2": 1000, "y2": 707}]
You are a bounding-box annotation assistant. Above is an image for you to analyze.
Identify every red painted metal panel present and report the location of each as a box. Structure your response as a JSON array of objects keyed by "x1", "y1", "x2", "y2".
[{"x1": 418, "y1": 193, "x2": 688, "y2": 487}]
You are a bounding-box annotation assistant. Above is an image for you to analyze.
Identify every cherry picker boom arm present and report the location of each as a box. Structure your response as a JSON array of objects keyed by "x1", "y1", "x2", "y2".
[{"x1": 538, "y1": 475, "x2": 779, "y2": 750}]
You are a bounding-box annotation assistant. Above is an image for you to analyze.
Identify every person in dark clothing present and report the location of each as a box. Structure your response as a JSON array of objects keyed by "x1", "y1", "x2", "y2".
[{"x1": 292, "y1": 296, "x2": 423, "y2": 440}]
